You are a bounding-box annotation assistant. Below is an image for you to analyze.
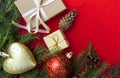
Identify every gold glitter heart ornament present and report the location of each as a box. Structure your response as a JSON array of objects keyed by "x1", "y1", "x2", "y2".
[{"x1": 3, "y1": 42, "x2": 36, "y2": 74}]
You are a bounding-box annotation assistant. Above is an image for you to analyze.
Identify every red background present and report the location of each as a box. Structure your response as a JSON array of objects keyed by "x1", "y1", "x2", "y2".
[{"x1": 20, "y1": 0, "x2": 120, "y2": 77}]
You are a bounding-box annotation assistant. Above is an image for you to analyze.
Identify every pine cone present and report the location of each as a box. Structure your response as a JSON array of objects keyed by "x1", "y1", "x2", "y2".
[
  {"x1": 84, "y1": 51, "x2": 100, "y2": 69},
  {"x1": 108, "y1": 66, "x2": 119, "y2": 78},
  {"x1": 59, "y1": 10, "x2": 77, "y2": 31}
]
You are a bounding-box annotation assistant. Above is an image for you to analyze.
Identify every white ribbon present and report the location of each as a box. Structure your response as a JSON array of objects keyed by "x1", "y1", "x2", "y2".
[{"x1": 12, "y1": 0, "x2": 55, "y2": 34}]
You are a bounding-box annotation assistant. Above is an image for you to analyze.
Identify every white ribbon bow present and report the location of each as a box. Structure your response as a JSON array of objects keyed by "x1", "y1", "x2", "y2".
[{"x1": 12, "y1": 0, "x2": 55, "y2": 34}]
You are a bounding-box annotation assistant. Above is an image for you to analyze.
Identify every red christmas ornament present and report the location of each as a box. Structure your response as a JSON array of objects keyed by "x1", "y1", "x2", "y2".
[{"x1": 45, "y1": 52, "x2": 72, "y2": 78}]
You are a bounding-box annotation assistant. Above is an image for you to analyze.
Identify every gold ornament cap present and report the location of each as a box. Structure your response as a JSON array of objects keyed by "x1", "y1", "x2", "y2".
[{"x1": 65, "y1": 52, "x2": 73, "y2": 59}]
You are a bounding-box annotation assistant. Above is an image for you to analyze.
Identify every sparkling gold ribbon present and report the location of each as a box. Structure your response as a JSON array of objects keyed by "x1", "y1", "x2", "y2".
[{"x1": 49, "y1": 34, "x2": 66, "y2": 53}]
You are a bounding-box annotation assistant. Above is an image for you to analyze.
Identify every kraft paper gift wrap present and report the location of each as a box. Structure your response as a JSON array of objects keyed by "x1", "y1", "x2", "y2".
[
  {"x1": 14, "y1": 0, "x2": 66, "y2": 32},
  {"x1": 43, "y1": 29, "x2": 69, "y2": 54}
]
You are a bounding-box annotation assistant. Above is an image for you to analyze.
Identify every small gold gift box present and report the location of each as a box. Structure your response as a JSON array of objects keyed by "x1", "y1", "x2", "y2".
[{"x1": 43, "y1": 29, "x2": 69, "y2": 54}]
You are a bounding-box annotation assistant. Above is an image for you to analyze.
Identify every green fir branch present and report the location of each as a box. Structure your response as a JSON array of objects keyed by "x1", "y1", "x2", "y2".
[
  {"x1": 72, "y1": 50, "x2": 87, "y2": 76},
  {"x1": 19, "y1": 34, "x2": 40, "y2": 44},
  {"x1": 78, "y1": 62, "x2": 108, "y2": 78},
  {"x1": 92, "y1": 62, "x2": 108, "y2": 78},
  {"x1": 18, "y1": 69, "x2": 49, "y2": 78},
  {"x1": 33, "y1": 46, "x2": 55, "y2": 63},
  {"x1": 33, "y1": 46, "x2": 49, "y2": 62},
  {"x1": 0, "y1": 70, "x2": 18, "y2": 78}
]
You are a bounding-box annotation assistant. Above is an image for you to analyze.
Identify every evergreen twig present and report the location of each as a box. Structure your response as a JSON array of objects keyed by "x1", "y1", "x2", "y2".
[
  {"x1": 33, "y1": 46, "x2": 56, "y2": 63},
  {"x1": 18, "y1": 69, "x2": 49, "y2": 78},
  {"x1": 19, "y1": 34, "x2": 40, "y2": 44},
  {"x1": 72, "y1": 50, "x2": 88, "y2": 76},
  {"x1": 92, "y1": 62, "x2": 108, "y2": 78},
  {"x1": 78, "y1": 62, "x2": 108, "y2": 78}
]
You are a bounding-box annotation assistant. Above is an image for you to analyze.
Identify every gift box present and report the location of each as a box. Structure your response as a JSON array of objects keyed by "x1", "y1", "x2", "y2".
[
  {"x1": 43, "y1": 29, "x2": 69, "y2": 54},
  {"x1": 14, "y1": 0, "x2": 66, "y2": 33}
]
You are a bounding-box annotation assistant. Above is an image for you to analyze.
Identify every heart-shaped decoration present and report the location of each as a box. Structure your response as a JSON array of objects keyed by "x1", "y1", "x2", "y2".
[{"x1": 3, "y1": 42, "x2": 36, "y2": 74}]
